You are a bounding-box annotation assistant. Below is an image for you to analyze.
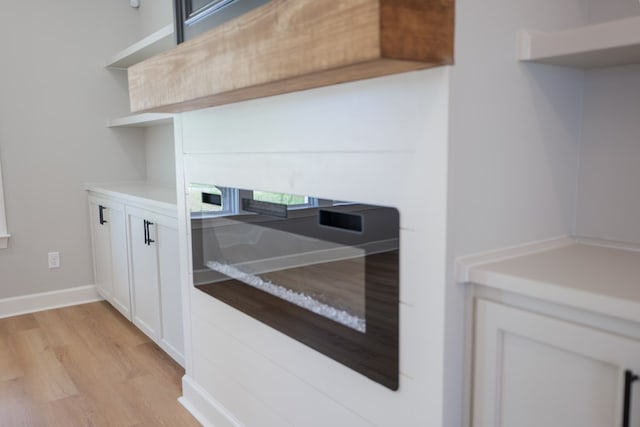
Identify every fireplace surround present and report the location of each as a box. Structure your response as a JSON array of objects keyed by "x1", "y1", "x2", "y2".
[
  {"x1": 190, "y1": 186, "x2": 400, "y2": 389},
  {"x1": 177, "y1": 68, "x2": 450, "y2": 426}
]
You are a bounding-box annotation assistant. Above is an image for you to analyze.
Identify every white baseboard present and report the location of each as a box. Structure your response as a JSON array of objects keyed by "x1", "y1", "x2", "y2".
[
  {"x1": 0, "y1": 285, "x2": 103, "y2": 319},
  {"x1": 180, "y1": 375, "x2": 243, "y2": 427}
]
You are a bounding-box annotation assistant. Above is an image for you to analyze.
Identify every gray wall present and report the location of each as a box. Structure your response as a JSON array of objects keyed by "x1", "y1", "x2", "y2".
[
  {"x1": 0, "y1": 1, "x2": 147, "y2": 298},
  {"x1": 576, "y1": 66, "x2": 640, "y2": 243},
  {"x1": 576, "y1": 1, "x2": 640, "y2": 243},
  {"x1": 588, "y1": 0, "x2": 640, "y2": 23},
  {"x1": 145, "y1": 124, "x2": 177, "y2": 188},
  {"x1": 139, "y1": 0, "x2": 175, "y2": 37}
]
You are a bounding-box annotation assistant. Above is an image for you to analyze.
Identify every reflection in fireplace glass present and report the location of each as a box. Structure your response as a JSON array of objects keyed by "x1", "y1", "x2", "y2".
[{"x1": 190, "y1": 185, "x2": 400, "y2": 389}]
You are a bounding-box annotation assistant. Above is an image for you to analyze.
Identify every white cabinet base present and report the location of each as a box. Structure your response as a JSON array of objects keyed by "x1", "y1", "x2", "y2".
[
  {"x1": 88, "y1": 196, "x2": 131, "y2": 319},
  {"x1": 88, "y1": 187, "x2": 184, "y2": 366},
  {"x1": 473, "y1": 299, "x2": 640, "y2": 427}
]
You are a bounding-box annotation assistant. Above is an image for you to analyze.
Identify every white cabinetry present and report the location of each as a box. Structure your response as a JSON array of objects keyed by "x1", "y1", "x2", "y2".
[
  {"x1": 128, "y1": 206, "x2": 162, "y2": 340},
  {"x1": 87, "y1": 184, "x2": 184, "y2": 366},
  {"x1": 463, "y1": 240, "x2": 640, "y2": 427},
  {"x1": 473, "y1": 299, "x2": 640, "y2": 427},
  {"x1": 127, "y1": 205, "x2": 184, "y2": 362},
  {"x1": 88, "y1": 195, "x2": 131, "y2": 318}
]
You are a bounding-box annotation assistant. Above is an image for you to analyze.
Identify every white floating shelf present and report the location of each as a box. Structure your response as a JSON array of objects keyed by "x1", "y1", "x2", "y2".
[
  {"x1": 105, "y1": 24, "x2": 176, "y2": 69},
  {"x1": 518, "y1": 16, "x2": 640, "y2": 68},
  {"x1": 107, "y1": 113, "x2": 174, "y2": 128}
]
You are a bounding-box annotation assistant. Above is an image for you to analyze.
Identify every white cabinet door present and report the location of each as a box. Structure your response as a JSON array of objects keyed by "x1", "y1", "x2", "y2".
[
  {"x1": 89, "y1": 197, "x2": 113, "y2": 300},
  {"x1": 157, "y1": 223, "x2": 184, "y2": 364},
  {"x1": 107, "y1": 202, "x2": 131, "y2": 319},
  {"x1": 88, "y1": 196, "x2": 131, "y2": 319},
  {"x1": 128, "y1": 206, "x2": 162, "y2": 341},
  {"x1": 473, "y1": 299, "x2": 640, "y2": 427},
  {"x1": 127, "y1": 205, "x2": 184, "y2": 364}
]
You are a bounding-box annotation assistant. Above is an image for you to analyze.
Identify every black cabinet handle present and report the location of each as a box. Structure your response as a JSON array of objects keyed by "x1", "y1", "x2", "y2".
[
  {"x1": 143, "y1": 220, "x2": 155, "y2": 246},
  {"x1": 147, "y1": 221, "x2": 155, "y2": 245},
  {"x1": 624, "y1": 369, "x2": 638, "y2": 427},
  {"x1": 99, "y1": 205, "x2": 108, "y2": 225}
]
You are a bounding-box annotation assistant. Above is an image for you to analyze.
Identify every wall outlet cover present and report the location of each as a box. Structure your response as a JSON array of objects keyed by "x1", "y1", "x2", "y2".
[
  {"x1": 130, "y1": 0, "x2": 140, "y2": 8},
  {"x1": 48, "y1": 252, "x2": 60, "y2": 269}
]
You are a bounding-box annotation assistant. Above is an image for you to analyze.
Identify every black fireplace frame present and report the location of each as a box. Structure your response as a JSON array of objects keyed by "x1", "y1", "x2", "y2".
[{"x1": 191, "y1": 193, "x2": 400, "y2": 390}]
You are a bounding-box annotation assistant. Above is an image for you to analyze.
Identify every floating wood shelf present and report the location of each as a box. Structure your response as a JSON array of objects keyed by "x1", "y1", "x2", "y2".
[
  {"x1": 518, "y1": 16, "x2": 640, "y2": 68},
  {"x1": 105, "y1": 24, "x2": 176, "y2": 70},
  {"x1": 107, "y1": 113, "x2": 174, "y2": 128},
  {"x1": 128, "y1": 0, "x2": 454, "y2": 113}
]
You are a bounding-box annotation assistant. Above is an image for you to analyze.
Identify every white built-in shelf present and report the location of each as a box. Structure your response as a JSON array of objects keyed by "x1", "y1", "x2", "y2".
[
  {"x1": 518, "y1": 16, "x2": 640, "y2": 68},
  {"x1": 458, "y1": 237, "x2": 640, "y2": 324},
  {"x1": 107, "y1": 113, "x2": 174, "y2": 128},
  {"x1": 105, "y1": 24, "x2": 176, "y2": 70}
]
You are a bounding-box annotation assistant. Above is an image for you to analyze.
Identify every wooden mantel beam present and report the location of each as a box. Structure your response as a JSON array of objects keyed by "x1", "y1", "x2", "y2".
[{"x1": 128, "y1": 0, "x2": 454, "y2": 113}]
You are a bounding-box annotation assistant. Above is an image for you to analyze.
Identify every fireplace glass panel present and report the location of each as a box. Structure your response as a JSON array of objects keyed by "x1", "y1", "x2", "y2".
[{"x1": 190, "y1": 185, "x2": 400, "y2": 389}]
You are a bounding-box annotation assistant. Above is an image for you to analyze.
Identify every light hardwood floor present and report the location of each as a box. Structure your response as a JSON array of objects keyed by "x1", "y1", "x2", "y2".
[{"x1": 0, "y1": 301, "x2": 200, "y2": 427}]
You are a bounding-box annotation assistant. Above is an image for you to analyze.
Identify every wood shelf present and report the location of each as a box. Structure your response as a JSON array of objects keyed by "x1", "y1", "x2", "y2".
[
  {"x1": 105, "y1": 24, "x2": 176, "y2": 70},
  {"x1": 518, "y1": 16, "x2": 640, "y2": 68},
  {"x1": 107, "y1": 113, "x2": 174, "y2": 128},
  {"x1": 128, "y1": 0, "x2": 454, "y2": 113}
]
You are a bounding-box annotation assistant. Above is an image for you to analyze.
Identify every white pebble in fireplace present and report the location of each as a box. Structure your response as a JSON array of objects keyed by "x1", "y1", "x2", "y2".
[{"x1": 174, "y1": 67, "x2": 451, "y2": 427}]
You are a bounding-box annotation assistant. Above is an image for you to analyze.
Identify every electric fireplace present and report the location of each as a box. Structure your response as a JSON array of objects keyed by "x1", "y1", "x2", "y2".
[{"x1": 190, "y1": 185, "x2": 400, "y2": 389}]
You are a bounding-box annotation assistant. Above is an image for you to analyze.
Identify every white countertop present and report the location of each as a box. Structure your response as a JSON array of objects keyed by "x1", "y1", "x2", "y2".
[
  {"x1": 461, "y1": 239, "x2": 640, "y2": 324},
  {"x1": 85, "y1": 182, "x2": 177, "y2": 214}
]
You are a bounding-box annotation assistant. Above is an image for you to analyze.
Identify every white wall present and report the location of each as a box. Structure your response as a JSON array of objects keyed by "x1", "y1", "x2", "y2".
[
  {"x1": 576, "y1": 64, "x2": 640, "y2": 244},
  {"x1": 139, "y1": 0, "x2": 175, "y2": 37},
  {"x1": 0, "y1": 1, "x2": 146, "y2": 299},
  {"x1": 446, "y1": 0, "x2": 588, "y2": 424},
  {"x1": 588, "y1": 0, "x2": 640, "y2": 23},
  {"x1": 449, "y1": 0, "x2": 586, "y2": 257},
  {"x1": 145, "y1": 124, "x2": 177, "y2": 188},
  {"x1": 575, "y1": 2, "x2": 640, "y2": 244}
]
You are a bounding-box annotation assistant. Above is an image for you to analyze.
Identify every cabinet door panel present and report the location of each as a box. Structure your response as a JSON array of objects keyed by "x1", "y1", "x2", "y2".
[
  {"x1": 108, "y1": 203, "x2": 131, "y2": 318},
  {"x1": 474, "y1": 300, "x2": 640, "y2": 427},
  {"x1": 128, "y1": 211, "x2": 161, "y2": 340},
  {"x1": 157, "y1": 224, "x2": 184, "y2": 363},
  {"x1": 500, "y1": 332, "x2": 617, "y2": 427},
  {"x1": 89, "y1": 199, "x2": 113, "y2": 300}
]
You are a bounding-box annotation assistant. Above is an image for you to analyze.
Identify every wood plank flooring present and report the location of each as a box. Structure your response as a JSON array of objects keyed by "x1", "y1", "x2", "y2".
[{"x1": 0, "y1": 301, "x2": 200, "y2": 427}]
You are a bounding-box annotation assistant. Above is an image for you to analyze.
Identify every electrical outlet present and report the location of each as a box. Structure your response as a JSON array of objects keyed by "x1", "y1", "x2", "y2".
[
  {"x1": 130, "y1": 0, "x2": 140, "y2": 8},
  {"x1": 48, "y1": 252, "x2": 60, "y2": 269}
]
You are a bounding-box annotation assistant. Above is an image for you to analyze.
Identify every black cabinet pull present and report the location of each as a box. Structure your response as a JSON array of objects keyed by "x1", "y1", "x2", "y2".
[
  {"x1": 624, "y1": 369, "x2": 638, "y2": 427},
  {"x1": 99, "y1": 205, "x2": 108, "y2": 225},
  {"x1": 147, "y1": 221, "x2": 155, "y2": 245},
  {"x1": 143, "y1": 220, "x2": 155, "y2": 246}
]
